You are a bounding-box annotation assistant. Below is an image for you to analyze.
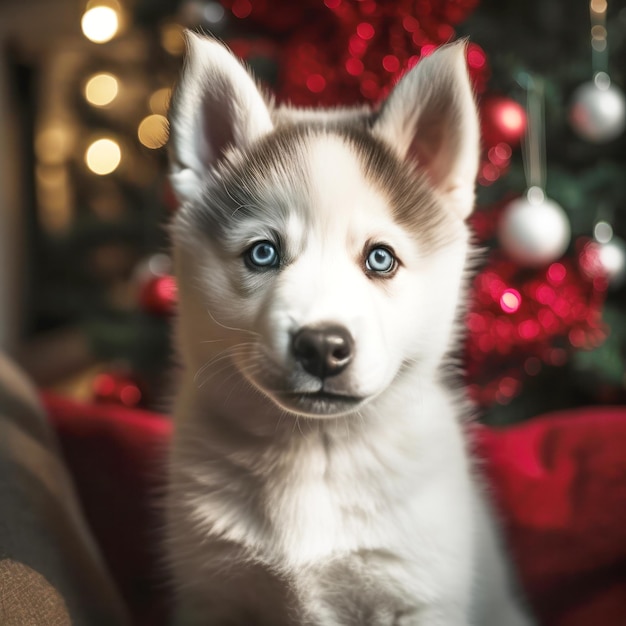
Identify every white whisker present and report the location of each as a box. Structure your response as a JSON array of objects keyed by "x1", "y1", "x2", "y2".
[{"x1": 205, "y1": 307, "x2": 261, "y2": 337}]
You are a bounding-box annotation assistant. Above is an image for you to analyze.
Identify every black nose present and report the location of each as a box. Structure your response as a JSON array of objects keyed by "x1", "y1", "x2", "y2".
[{"x1": 292, "y1": 325, "x2": 354, "y2": 379}]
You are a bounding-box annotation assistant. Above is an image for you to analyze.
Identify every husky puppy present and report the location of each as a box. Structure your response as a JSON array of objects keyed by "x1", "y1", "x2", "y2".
[{"x1": 165, "y1": 32, "x2": 534, "y2": 626}]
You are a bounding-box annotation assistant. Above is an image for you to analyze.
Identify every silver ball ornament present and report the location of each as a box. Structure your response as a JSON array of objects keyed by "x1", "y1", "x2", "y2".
[
  {"x1": 598, "y1": 237, "x2": 626, "y2": 288},
  {"x1": 498, "y1": 188, "x2": 571, "y2": 267},
  {"x1": 569, "y1": 73, "x2": 626, "y2": 143},
  {"x1": 179, "y1": 1, "x2": 226, "y2": 27}
]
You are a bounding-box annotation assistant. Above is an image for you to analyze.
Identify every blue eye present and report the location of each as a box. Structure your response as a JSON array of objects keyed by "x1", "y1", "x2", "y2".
[
  {"x1": 247, "y1": 241, "x2": 280, "y2": 269},
  {"x1": 366, "y1": 246, "x2": 396, "y2": 274}
]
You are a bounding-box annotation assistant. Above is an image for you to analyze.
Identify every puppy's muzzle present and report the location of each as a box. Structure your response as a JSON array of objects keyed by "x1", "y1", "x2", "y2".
[{"x1": 292, "y1": 324, "x2": 354, "y2": 379}]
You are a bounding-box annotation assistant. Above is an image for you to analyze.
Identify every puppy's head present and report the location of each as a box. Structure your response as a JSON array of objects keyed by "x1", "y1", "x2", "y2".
[{"x1": 169, "y1": 33, "x2": 479, "y2": 418}]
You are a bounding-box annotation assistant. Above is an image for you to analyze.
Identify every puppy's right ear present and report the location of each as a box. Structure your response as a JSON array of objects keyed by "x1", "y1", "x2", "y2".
[{"x1": 168, "y1": 32, "x2": 274, "y2": 204}]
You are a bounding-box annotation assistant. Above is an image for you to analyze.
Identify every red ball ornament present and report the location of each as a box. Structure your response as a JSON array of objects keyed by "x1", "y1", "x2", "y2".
[
  {"x1": 92, "y1": 372, "x2": 144, "y2": 408},
  {"x1": 139, "y1": 274, "x2": 178, "y2": 315},
  {"x1": 480, "y1": 96, "x2": 527, "y2": 148}
]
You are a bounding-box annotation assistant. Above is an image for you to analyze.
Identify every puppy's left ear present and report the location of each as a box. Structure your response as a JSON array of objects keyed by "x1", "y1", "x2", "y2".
[{"x1": 373, "y1": 42, "x2": 479, "y2": 219}]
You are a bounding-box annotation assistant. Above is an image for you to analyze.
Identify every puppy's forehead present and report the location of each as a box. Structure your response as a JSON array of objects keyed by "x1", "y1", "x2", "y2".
[
  {"x1": 294, "y1": 128, "x2": 460, "y2": 251},
  {"x1": 194, "y1": 124, "x2": 460, "y2": 251},
  {"x1": 306, "y1": 134, "x2": 389, "y2": 226}
]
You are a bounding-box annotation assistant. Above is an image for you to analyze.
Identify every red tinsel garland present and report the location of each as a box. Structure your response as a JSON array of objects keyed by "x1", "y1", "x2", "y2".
[
  {"x1": 221, "y1": 0, "x2": 487, "y2": 106},
  {"x1": 464, "y1": 230, "x2": 607, "y2": 406}
]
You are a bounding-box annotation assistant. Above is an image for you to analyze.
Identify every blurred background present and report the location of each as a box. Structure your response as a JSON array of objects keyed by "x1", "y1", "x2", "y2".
[{"x1": 0, "y1": 0, "x2": 625, "y2": 425}]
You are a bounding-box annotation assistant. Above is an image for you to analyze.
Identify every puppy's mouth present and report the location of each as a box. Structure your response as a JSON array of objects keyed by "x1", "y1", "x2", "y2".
[
  {"x1": 275, "y1": 390, "x2": 365, "y2": 418},
  {"x1": 232, "y1": 349, "x2": 366, "y2": 417}
]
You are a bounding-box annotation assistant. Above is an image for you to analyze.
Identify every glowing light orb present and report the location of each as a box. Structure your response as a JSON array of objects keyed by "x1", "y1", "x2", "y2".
[
  {"x1": 500, "y1": 289, "x2": 521, "y2": 314},
  {"x1": 149, "y1": 88, "x2": 172, "y2": 115},
  {"x1": 137, "y1": 114, "x2": 169, "y2": 149},
  {"x1": 84, "y1": 73, "x2": 119, "y2": 106},
  {"x1": 81, "y1": 6, "x2": 119, "y2": 43},
  {"x1": 85, "y1": 138, "x2": 121, "y2": 175}
]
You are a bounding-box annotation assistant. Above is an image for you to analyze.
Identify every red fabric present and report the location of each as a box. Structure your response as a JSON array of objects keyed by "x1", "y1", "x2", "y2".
[
  {"x1": 43, "y1": 394, "x2": 172, "y2": 626},
  {"x1": 477, "y1": 408, "x2": 626, "y2": 625},
  {"x1": 42, "y1": 394, "x2": 626, "y2": 626}
]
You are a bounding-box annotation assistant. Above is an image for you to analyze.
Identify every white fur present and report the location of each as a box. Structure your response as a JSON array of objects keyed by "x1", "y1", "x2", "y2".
[{"x1": 166, "y1": 32, "x2": 534, "y2": 626}]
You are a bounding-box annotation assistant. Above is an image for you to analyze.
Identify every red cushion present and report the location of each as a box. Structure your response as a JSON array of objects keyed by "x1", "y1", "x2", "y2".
[
  {"x1": 477, "y1": 407, "x2": 626, "y2": 625},
  {"x1": 43, "y1": 394, "x2": 172, "y2": 626},
  {"x1": 42, "y1": 394, "x2": 626, "y2": 626}
]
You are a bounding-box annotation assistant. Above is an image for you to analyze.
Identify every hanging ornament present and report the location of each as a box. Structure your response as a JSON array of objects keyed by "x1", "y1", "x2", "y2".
[
  {"x1": 499, "y1": 187, "x2": 570, "y2": 267},
  {"x1": 589, "y1": 219, "x2": 626, "y2": 288},
  {"x1": 480, "y1": 96, "x2": 527, "y2": 147},
  {"x1": 134, "y1": 253, "x2": 178, "y2": 315},
  {"x1": 569, "y1": 0, "x2": 626, "y2": 143},
  {"x1": 597, "y1": 237, "x2": 626, "y2": 287},
  {"x1": 498, "y1": 76, "x2": 571, "y2": 267},
  {"x1": 139, "y1": 274, "x2": 178, "y2": 315},
  {"x1": 92, "y1": 371, "x2": 144, "y2": 407},
  {"x1": 570, "y1": 73, "x2": 626, "y2": 142}
]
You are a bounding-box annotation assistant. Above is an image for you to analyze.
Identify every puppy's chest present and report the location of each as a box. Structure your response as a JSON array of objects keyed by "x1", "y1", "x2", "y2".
[{"x1": 193, "y1": 434, "x2": 424, "y2": 568}]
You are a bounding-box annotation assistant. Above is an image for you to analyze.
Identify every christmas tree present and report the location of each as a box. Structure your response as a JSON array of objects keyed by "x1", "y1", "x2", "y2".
[
  {"x1": 460, "y1": 0, "x2": 626, "y2": 423},
  {"x1": 28, "y1": 0, "x2": 626, "y2": 423}
]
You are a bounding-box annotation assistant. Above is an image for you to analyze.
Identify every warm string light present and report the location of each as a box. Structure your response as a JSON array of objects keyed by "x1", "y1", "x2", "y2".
[
  {"x1": 36, "y1": 165, "x2": 72, "y2": 234},
  {"x1": 81, "y1": 2, "x2": 121, "y2": 43},
  {"x1": 35, "y1": 124, "x2": 74, "y2": 234},
  {"x1": 161, "y1": 22, "x2": 185, "y2": 55},
  {"x1": 85, "y1": 138, "x2": 121, "y2": 175},
  {"x1": 149, "y1": 88, "x2": 172, "y2": 115},
  {"x1": 138, "y1": 88, "x2": 172, "y2": 149},
  {"x1": 138, "y1": 114, "x2": 169, "y2": 149},
  {"x1": 81, "y1": 68, "x2": 173, "y2": 156},
  {"x1": 590, "y1": 0, "x2": 608, "y2": 72},
  {"x1": 79, "y1": 3, "x2": 125, "y2": 172},
  {"x1": 84, "y1": 73, "x2": 119, "y2": 106}
]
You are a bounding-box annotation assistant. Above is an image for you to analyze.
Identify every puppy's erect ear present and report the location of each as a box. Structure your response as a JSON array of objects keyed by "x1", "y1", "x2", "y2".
[
  {"x1": 373, "y1": 42, "x2": 479, "y2": 219},
  {"x1": 168, "y1": 32, "x2": 274, "y2": 204}
]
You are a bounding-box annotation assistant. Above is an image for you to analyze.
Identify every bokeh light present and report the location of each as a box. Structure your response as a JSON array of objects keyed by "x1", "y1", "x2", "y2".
[
  {"x1": 81, "y1": 6, "x2": 119, "y2": 43},
  {"x1": 35, "y1": 125, "x2": 72, "y2": 165},
  {"x1": 84, "y1": 73, "x2": 119, "y2": 106},
  {"x1": 231, "y1": 0, "x2": 252, "y2": 18},
  {"x1": 306, "y1": 74, "x2": 326, "y2": 93},
  {"x1": 594, "y1": 220, "x2": 613, "y2": 244},
  {"x1": 500, "y1": 288, "x2": 521, "y2": 313},
  {"x1": 85, "y1": 138, "x2": 121, "y2": 175},
  {"x1": 149, "y1": 88, "x2": 172, "y2": 115},
  {"x1": 161, "y1": 22, "x2": 185, "y2": 55},
  {"x1": 137, "y1": 114, "x2": 169, "y2": 149}
]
